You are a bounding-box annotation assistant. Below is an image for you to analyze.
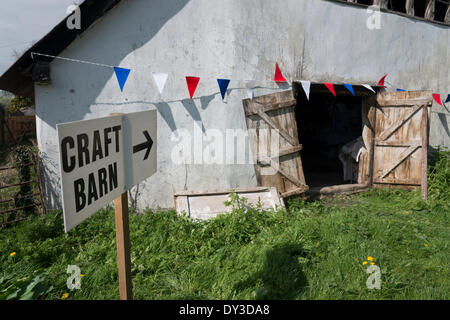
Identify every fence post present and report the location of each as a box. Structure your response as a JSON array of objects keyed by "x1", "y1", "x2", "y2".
[
  {"x1": 32, "y1": 153, "x2": 46, "y2": 214},
  {"x1": 0, "y1": 110, "x2": 4, "y2": 146}
]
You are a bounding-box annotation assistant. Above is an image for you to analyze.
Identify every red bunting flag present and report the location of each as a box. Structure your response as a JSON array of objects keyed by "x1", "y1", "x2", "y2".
[
  {"x1": 377, "y1": 74, "x2": 388, "y2": 88},
  {"x1": 186, "y1": 76, "x2": 200, "y2": 99},
  {"x1": 274, "y1": 63, "x2": 286, "y2": 82},
  {"x1": 323, "y1": 83, "x2": 336, "y2": 96},
  {"x1": 432, "y1": 93, "x2": 443, "y2": 106}
]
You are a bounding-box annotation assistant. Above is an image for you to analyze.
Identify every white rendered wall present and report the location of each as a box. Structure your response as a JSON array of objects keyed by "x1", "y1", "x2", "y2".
[{"x1": 35, "y1": 0, "x2": 449, "y2": 210}]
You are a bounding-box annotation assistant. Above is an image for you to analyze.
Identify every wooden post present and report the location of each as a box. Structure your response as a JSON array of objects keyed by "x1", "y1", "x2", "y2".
[
  {"x1": 32, "y1": 153, "x2": 46, "y2": 215},
  {"x1": 425, "y1": 0, "x2": 435, "y2": 20},
  {"x1": 109, "y1": 112, "x2": 133, "y2": 300},
  {"x1": 368, "y1": 102, "x2": 378, "y2": 187},
  {"x1": 445, "y1": 5, "x2": 450, "y2": 23},
  {"x1": 421, "y1": 105, "x2": 429, "y2": 200},
  {"x1": 406, "y1": 0, "x2": 415, "y2": 16},
  {"x1": 0, "y1": 111, "x2": 4, "y2": 146},
  {"x1": 114, "y1": 192, "x2": 133, "y2": 300}
]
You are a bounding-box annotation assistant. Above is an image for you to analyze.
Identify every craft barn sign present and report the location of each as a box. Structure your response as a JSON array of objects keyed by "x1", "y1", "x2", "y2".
[{"x1": 57, "y1": 110, "x2": 157, "y2": 232}]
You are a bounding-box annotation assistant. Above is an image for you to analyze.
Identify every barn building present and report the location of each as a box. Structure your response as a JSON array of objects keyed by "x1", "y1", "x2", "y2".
[{"x1": 0, "y1": 0, "x2": 448, "y2": 213}]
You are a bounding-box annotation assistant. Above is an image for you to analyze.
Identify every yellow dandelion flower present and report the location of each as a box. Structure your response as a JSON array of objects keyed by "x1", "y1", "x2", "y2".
[
  {"x1": 80, "y1": 274, "x2": 84, "y2": 277},
  {"x1": 363, "y1": 261, "x2": 368, "y2": 265},
  {"x1": 61, "y1": 293, "x2": 69, "y2": 299},
  {"x1": 9, "y1": 252, "x2": 16, "y2": 257},
  {"x1": 424, "y1": 244, "x2": 428, "y2": 247},
  {"x1": 367, "y1": 256, "x2": 374, "y2": 261},
  {"x1": 370, "y1": 262, "x2": 375, "y2": 265}
]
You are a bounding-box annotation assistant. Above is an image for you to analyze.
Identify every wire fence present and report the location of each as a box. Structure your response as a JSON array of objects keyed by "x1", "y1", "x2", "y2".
[{"x1": 0, "y1": 152, "x2": 46, "y2": 228}]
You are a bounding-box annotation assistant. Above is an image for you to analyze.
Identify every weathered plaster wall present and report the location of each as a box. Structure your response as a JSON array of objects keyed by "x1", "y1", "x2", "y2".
[{"x1": 35, "y1": 0, "x2": 449, "y2": 211}]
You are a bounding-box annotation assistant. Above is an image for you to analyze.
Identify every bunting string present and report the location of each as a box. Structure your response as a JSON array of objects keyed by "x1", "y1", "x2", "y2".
[
  {"x1": 31, "y1": 52, "x2": 114, "y2": 68},
  {"x1": 30, "y1": 52, "x2": 447, "y2": 105}
]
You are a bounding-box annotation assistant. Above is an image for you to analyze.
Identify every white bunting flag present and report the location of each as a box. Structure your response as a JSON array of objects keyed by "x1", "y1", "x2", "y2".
[
  {"x1": 300, "y1": 80, "x2": 311, "y2": 100},
  {"x1": 245, "y1": 80, "x2": 255, "y2": 100},
  {"x1": 361, "y1": 84, "x2": 375, "y2": 93},
  {"x1": 152, "y1": 72, "x2": 168, "y2": 94}
]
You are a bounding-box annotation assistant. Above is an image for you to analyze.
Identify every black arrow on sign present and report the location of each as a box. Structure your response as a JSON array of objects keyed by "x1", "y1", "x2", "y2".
[{"x1": 133, "y1": 130, "x2": 153, "y2": 160}]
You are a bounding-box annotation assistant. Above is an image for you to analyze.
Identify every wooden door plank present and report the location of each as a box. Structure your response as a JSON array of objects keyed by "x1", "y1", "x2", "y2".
[
  {"x1": 244, "y1": 99, "x2": 296, "y2": 116},
  {"x1": 380, "y1": 143, "x2": 421, "y2": 178},
  {"x1": 359, "y1": 97, "x2": 375, "y2": 185},
  {"x1": 269, "y1": 106, "x2": 302, "y2": 192},
  {"x1": 368, "y1": 102, "x2": 377, "y2": 186},
  {"x1": 242, "y1": 90, "x2": 308, "y2": 195},
  {"x1": 421, "y1": 105, "x2": 428, "y2": 200},
  {"x1": 374, "y1": 178, "x2": 420, "y2": 185},
  {"x1": 375, "y1": 139, "x2": 421, "y2": 147},
  {"x1": 376, "y1": 91, "x2": 433, "y2": 106},
  {"x1": 256, "y1": 110, "x2": 298, "y2": 146},
  {"x1": 281, "y1": 186, "x2": 309, "y2": 198},
  {"x1": 268, "y1": 159, "x2": 307, "y2": 187},
  {"x1": 258, "y1": 145, "x2": 303, "y2": 164},
  {"x1": 279, "y1": 145, "x2": 303, "y2": 157},
  {"x1": 378, "y1": 104, "x2": 423, "y2": 141}
]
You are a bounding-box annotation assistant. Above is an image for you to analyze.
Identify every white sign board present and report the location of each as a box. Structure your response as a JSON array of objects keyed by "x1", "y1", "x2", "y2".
[{"x1": 57, "y1": 110, "x2": 157, "y2": 232}]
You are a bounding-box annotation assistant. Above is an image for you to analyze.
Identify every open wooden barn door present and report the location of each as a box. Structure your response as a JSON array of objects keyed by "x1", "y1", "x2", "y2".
[
  {"x1": 367, "y1": 91, "x2": 432, "y2": 198},
  {"x1": 243, "y1": 89, "x2": 431, "y2": 200},
  {"x1": 243, "y1": 90, "x2": 308, "y2": 198}
]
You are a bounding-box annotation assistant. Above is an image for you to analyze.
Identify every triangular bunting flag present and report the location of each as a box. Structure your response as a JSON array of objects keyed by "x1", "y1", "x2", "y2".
[
  {"x1": 344, "y1": 84, "x2": 355, "y2": 96},
  {"x1": 300, "y1": 80, "x2": 311, "y2": 100},
  {"x1": 361, "y1": 84, "x2": 375, "y2": 93},
  {"x1": 397, "y1": 89, "x2": 406, "y2": 92},
  {"x1": 324, "y1": 83, "x2": 336, "y2": 96},
  {"x1": 432, "y1": 93, "x2": 442, "y2": 106},
  {"x1": 152, "y1": 72, "x2": 168, "y2": 94},
  {"x1": 114, "y1": 67, "x2": 131, "y2": 92},
  {"x1": 244, "y1": 80, "x2": 255, "y2": 100},
  {"x1": 377, "y1": 74, "x2": 388, "y2": 88},
  {"x1": 217, "y1": 79, "x2": 230, "y2": 100},
  {"x1": 274, "y1": 63, "x2": 286, "y2": 82},
  {"x1": 186, "y1": 76, "x2": 200, "y2": 99},
  {"x1": 445, "y1": 94, "x2": 450, "y2": 103}
]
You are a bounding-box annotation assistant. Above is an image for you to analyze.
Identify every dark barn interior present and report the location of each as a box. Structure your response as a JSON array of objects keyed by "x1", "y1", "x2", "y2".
[{"x1": 293, "y1": 83, "x2": 367, "y2": 188}]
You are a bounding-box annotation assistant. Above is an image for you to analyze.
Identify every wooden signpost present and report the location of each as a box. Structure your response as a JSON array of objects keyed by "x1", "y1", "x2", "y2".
[
  {"x1": 57, "y1": 110, "x2": 157, "y2": 299},
  {"x1": 114, "y1": 192, "x2": 133, "y2": 299}
]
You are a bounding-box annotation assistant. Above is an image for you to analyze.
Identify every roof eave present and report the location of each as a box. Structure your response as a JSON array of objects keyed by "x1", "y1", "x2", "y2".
[{"x1": 0, "y1": 0, "x2": 123, "y2": 99}]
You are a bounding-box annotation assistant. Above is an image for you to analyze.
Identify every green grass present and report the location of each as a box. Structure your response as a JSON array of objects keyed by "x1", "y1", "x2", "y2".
[{"x1": 0, "y1": 151, "x2": 448, "y2": 300}]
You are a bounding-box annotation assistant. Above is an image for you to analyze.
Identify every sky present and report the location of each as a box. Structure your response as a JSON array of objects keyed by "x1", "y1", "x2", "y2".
[{"x1": 0, "y1": 0, "x2": 80, "y2": 75}]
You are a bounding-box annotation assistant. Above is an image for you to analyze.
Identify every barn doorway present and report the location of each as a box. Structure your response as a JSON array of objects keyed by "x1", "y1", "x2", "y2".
[
  {"x1": 242, "y1": 88, "x2": 432, "y2": 199},
  {"x1": 293, "y1": 83, "x2": 376, "y2": 192}
]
